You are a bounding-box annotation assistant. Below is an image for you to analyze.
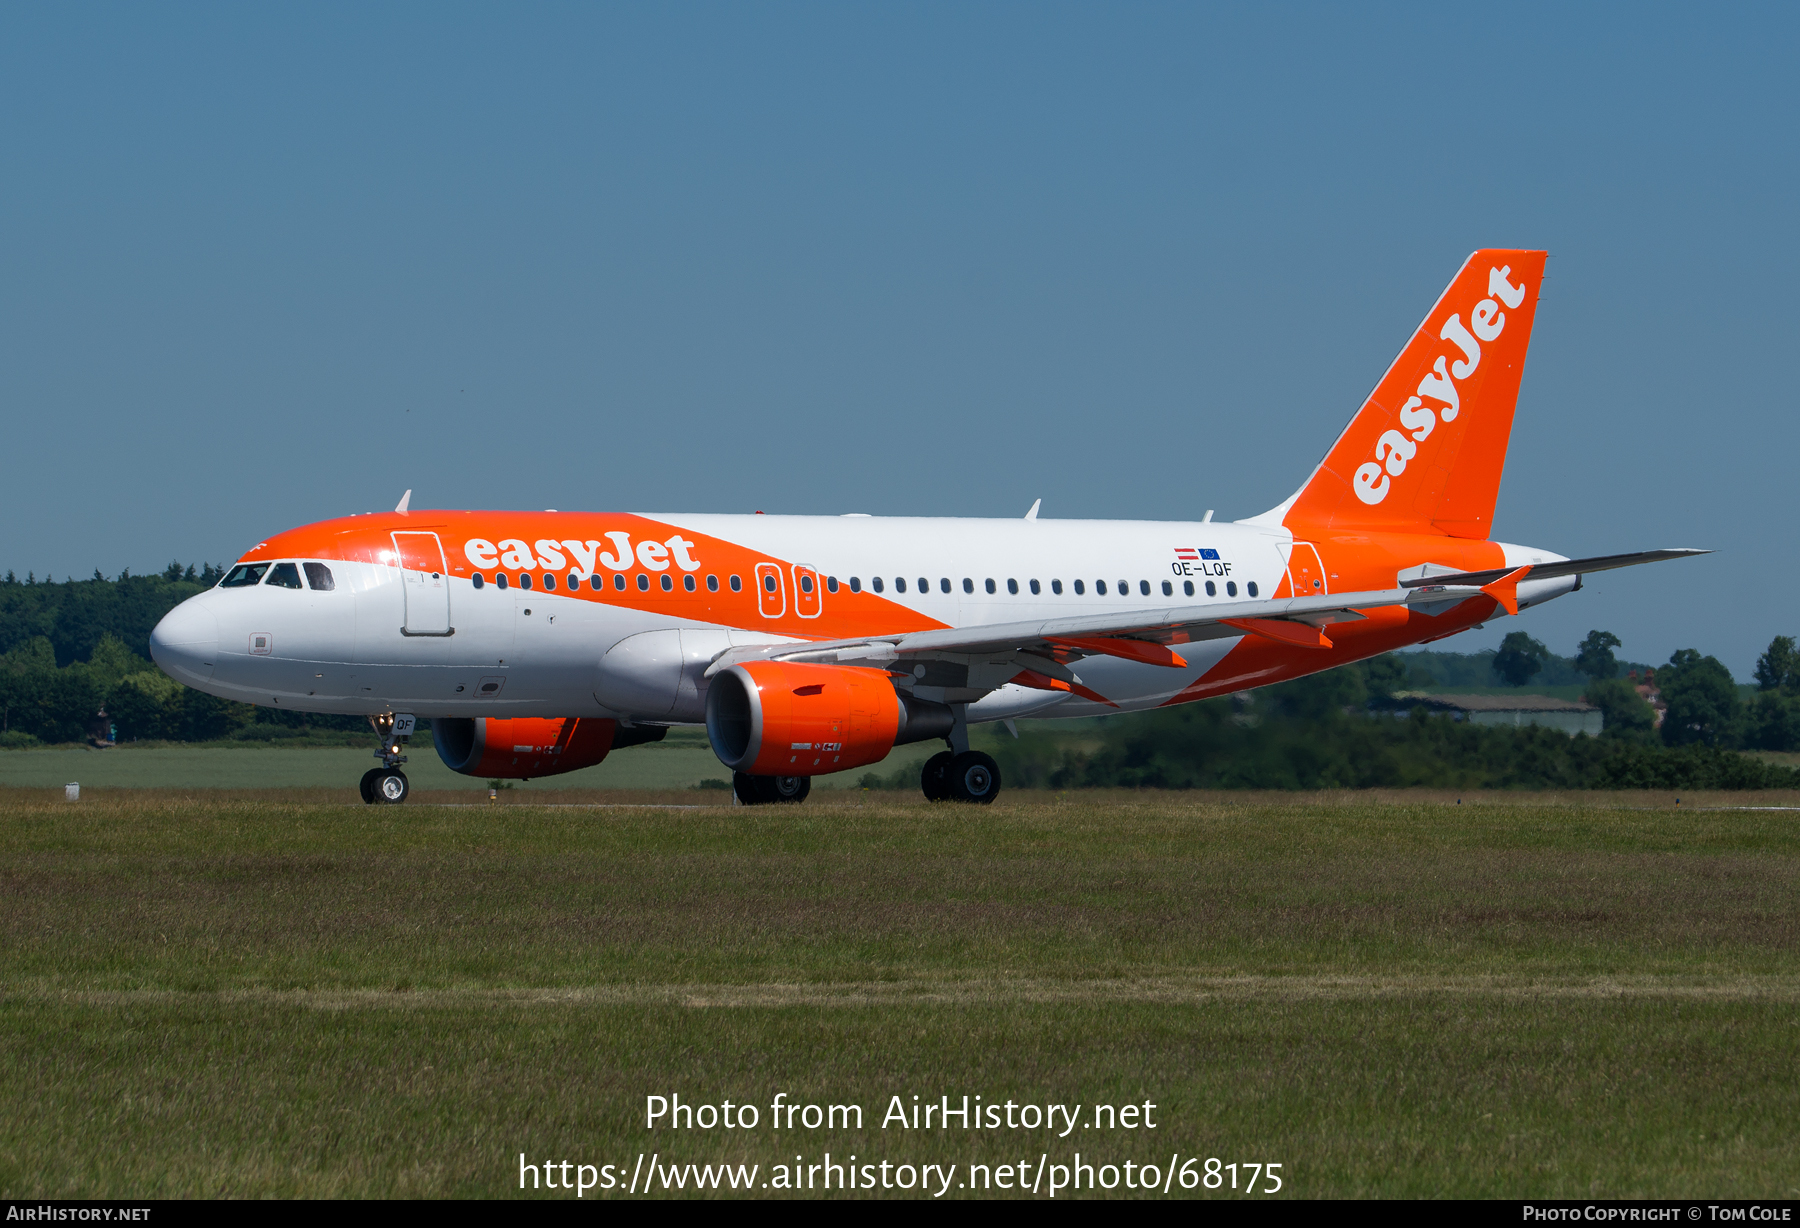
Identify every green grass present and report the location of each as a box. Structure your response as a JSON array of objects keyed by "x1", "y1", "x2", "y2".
[
  {"x1": 2, "y1": 790, "x2": 1798, "y2": 1198},
  {"x1": 0, "y1": 731, "x2": 955, "y2": 792}
]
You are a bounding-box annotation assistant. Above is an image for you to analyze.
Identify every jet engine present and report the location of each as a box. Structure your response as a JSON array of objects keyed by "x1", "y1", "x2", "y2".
[
  {"x1": 433, "y1": 715, "x2": 664, "y2": 779},
  {"x1": 705, "y1": 661, "x2": 953, "y2": 776}
]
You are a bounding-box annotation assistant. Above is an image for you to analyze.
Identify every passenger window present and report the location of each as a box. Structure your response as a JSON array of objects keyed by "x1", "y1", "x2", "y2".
[
  {"x1": 963, "y1": 578, "x2": 974, "y2": 594},
  {"x1": 870, "y1": 577, "x2": 881, "y2": 593},
  {"x1": 730, "y1": 575, "x2": 742, "y2": 592},
  {"x1": 218, "y1": 563, "x2": 269, "y2": 588},
  {"x1": 827, "y1": 576, "x2": 839, "y2": 594},
  {"x1": 661, "y1": 575, "x2": 674, "y2": 591},
  {"x1": 590, "y1": 575, "x2": 603, "y2": 591},
  {"x1": 849, "y1": 577, "x2": 862, "y2": 593},
  {"x1": 1162, "y1": 580, "x2": 1172, "y2": 596},
  {"x1": 304, "y1": 562, "x2": 336, "y2": 591},
  {"x1": 1247, "y1": 581, "x2": 1259, "y2": 598},
  {"x1": 519, "y1": 573, "x2": 533, "y2": 590},
  {"x1": 544, "y1": 574, "x2": 557, "y2": 591},
  {"x1": 1074, "y1": 580, "x2": 1085, "y2": 595},
  {"x1": 1006, "y1": 579, "x2": 1017, "y2": 595},
  {"x1": 984, "y1": 579, "x2": 995, "y2": 594},
  {"x1": 472, "y1": 572, "x2": 485, "y2": 590},
  {"x1": 1227, "y1": 581, "x2": 1238, "y2": 597},
  {"x1": 707, "y1": 575, "x2": 719, "y2": 592},
  {"x1": 266, "y1": 562, "x2": 303, "y2": 589},
  {"x1": 613, "y1": 574, "x2": 625, "y2": 591},
  {"x1": 637, "y1": 574, "x2": 650, "y2": 591},
  {"x1": 1140, "y1": 580, "x2": 1151, "y2": 596},
  {"x1": 896, "y1": 577, "x2": 907, "y2": 594},
  {"x1": 1096, "y1": 580, "x2": 1107, "y2": 595},
  {"x1": 1028, "y1": 579, "x2": 1039, "y2": 595},
  {"x1": 763, "y1": 574, "x2": 777, "y2": 593},
  {"x1": 1052, "y1": 580, "x2": 1063, "y2": 594},
  {"x1": 684, "y1": 574, "x2": 697, "y2": 592},
  {"x1": 497, "y1": 573, "x2": 509, "y2": 590},
  {"x1": 1205, "y1": 581, "x2": 1215, "y2": 596},
  {"x1": 1184, "y1": 580, "x2": 1194, "y2": 597},
  {"x1": 1117, "y1": 580, "x2": 1128, "y2": 596},
  {"x1": 800, "y1": 574, "x2": 814, "y2": 594}
]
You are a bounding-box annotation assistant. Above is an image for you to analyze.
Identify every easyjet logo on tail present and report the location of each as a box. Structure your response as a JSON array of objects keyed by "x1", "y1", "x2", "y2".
[{"x1": 1352, "y1": 266, "x2": 1529, "y2": 506}]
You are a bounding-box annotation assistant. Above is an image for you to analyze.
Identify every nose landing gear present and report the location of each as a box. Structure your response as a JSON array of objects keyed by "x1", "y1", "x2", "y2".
[{"x1": 362, "y1": 712, "x2": 416, "y2": 805}]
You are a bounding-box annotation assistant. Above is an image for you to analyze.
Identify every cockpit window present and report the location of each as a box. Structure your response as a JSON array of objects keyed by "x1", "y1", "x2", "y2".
[
  {"x1": 303, "y1": 562, "x2": 335, "y2": 591},
  {"x1": 219, "y1": 563, "x2": 269, "y2": 588},
  {"x1": 266, "y1": 562, "x2": 304, "y2": 589}
]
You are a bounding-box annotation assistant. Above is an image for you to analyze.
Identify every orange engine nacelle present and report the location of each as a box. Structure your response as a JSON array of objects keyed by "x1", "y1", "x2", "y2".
[
  {"x1": 705, "y1": 662, "x2": 904, "y2": 777},
  {"x1": 433, "y1": 716, "x2": 623, "y2": 779}
]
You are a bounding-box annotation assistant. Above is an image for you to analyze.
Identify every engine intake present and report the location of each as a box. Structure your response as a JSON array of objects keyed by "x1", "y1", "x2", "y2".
[
  {"x1": 706, "y1": 661, "x2": 946, "y2": 777},
  {"x1": 434, "y1": 716, "x2": 663, "y2": 779}
]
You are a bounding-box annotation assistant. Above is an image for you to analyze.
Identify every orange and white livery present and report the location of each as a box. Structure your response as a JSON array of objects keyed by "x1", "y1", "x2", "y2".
[{"x1": 150, "y1": 249, "x2": 1704, "y2": 805}]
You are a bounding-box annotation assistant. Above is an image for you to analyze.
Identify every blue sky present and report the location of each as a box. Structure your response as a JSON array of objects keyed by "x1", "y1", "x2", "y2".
[{"x1": 2, "y1": 4, "x2": 1794, "y2": 677}]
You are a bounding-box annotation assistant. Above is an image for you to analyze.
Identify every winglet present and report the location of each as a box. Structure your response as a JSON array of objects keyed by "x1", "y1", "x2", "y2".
[
  {"x1": 1479, "y1": 564, "x2": 1532, "y2": 616},
  {"x1": 395, "y1": 489, "x2": 412, "y2": 514},
  {"x1": 1024, "y1": 498, "x2": 1041, "y2": 521}
]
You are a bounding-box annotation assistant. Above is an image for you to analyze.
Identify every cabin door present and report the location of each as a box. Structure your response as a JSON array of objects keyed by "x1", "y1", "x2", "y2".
[{"x1": 392, "y1": 532, "x2": 453, "y2": 635}]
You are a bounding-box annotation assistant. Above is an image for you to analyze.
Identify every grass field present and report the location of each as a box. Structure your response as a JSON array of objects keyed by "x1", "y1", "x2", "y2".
[
  {"x1": 0, "y1": 729, "x2": 964, "y2": 793},
  {"x1": 3, "y1": 788, "x2": 1798, "y2": 1199}
]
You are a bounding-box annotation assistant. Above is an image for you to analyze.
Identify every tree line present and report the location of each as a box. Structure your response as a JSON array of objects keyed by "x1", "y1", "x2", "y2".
[{"x1": 0, "y1": 565, "x2": 365, "y2": 745}]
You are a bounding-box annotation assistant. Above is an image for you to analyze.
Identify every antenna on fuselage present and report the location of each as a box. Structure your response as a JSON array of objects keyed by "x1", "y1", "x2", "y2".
[
  {"x1": 1024, "y1": 499, "x2": 1041, "y2": 521},
  {"x1": 394, "y1": 490, "x2": 412, "y2": 514}
]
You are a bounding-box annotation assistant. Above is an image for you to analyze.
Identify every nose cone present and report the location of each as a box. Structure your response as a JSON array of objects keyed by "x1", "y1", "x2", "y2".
[{"x1": 150, "y1": 598, "x2": 219, "y2": 686}]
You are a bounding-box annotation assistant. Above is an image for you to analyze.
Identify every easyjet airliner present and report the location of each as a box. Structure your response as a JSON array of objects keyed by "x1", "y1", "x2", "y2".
[{"x1": 150, "y1": 249, "x2": 1703, "y2": 805}]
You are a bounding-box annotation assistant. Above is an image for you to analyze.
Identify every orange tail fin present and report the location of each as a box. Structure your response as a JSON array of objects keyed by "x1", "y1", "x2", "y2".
[{"x1": 1273, "y1": 249, "x2": 1547, "y2": 540}]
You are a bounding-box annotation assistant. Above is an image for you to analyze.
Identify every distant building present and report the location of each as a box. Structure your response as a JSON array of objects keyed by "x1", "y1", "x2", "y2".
[
  {"x1": 1626, "y1": 669, "x2": 1666, "y2": 728},
  {"x1": 1386, "y1": 692, "x2": 1603, "y2": 737}
]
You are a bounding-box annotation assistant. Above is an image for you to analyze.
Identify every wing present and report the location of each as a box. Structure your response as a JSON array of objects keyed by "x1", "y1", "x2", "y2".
[
  {"x1": 705, "y1": 584, "x2": 1473, "y2": 697},
  {"x1": 704, "y1": 546, "x2": 1710, "y2": 705}
]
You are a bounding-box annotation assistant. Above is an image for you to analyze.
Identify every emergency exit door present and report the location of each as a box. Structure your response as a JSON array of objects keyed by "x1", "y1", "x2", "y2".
[
  {"x1": 392, "y1": 532, "x2": 453, "y2": 635},
  {"x1": 754, "y1": 562, "x2": 785, "y2": 618}
]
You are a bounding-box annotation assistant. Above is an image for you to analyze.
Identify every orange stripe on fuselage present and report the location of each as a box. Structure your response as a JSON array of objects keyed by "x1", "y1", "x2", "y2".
[{"x1": 239, "y1": 511, "x2": 949, "y2": 644}]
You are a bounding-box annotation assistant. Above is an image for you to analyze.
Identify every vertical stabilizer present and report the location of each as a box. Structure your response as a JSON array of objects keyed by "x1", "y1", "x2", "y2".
[{"x1": 1277, "y1": 249, "x2": 1547, "y2": 539}]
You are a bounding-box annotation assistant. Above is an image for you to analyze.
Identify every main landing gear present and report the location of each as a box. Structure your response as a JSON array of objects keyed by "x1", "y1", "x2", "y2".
[
  {"x1": 921, "y1": 750, "x2": 1001, "y2": 804},
  {"x1": 733, "y1": 772, "x2": 811, "y2": 805},
  {"x1": 919, "y1": 703, "x2": 1001, "y2": 804},
  {"x1": 361, "y1": 712, "x2": 416, "y2": 805}
]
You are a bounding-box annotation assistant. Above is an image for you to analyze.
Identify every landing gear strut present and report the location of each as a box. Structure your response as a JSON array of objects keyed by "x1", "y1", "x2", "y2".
[
  {"x1": 363, "y1": 712, "x2": 415, "y2": 805},
  {"x1": 733, "y1": 772, "x2": 811, "y2": 805}
]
